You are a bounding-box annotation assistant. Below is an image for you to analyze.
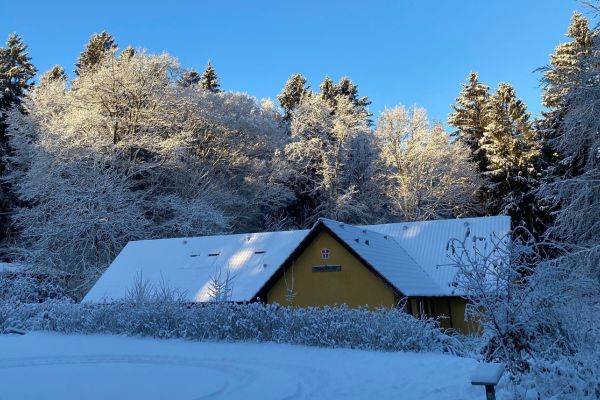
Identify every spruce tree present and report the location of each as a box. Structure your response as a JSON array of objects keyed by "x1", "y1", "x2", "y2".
[
  {"x1": 448, "y1": 72, "x2": 490, "y2": 171},
  {"x1": 179, "y1": 69, "x2": 200, "y2": 88},
  {"x1": 0, "y1": 34, "x2": 36, "y2": 110},
  {"x1": 200, "y1": 60, "x2": 220, "y2": 92},
  {"x1": 317, "y1": 76, "x2": 372, "y2": 123},
  {"x1": 539, "y1": 12, "x2": 593, "y2": 177},
  {"x1": 542, "y1": 12, "x2": 592, "y2": 109},
  {"x1": 319, "y1": 76, "x2": 336, "y2": 108},
  {"x1": 74, "y1": 32, "x2": 117, "y2": 76},
  {"x1": 39, "y1": 65, "x2": 67, "y2": 86},
  {"x1": 0, "y1": 33, "x2": 36, "y2": 250},
  {"x1": 481, "y1": 83, "x2": 542, "y2": 233},
  {"x1": 336, "y1": 77, "x2": 371, "y2": 111},
  {"x1": 278, "y1": 73, "x2": 310, "y2": 120}
]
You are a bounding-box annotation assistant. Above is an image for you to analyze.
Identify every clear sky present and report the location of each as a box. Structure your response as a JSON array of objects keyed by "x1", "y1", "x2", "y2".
[{"x1": 1, "y1": 0, "x2": 584, "y2": 123}]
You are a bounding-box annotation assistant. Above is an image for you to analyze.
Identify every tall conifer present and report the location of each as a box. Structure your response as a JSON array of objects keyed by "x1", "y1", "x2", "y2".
[
  {"x1": 74, "y1": 32, "x2": 117, "y2": 76},
  {"x1": 278, "y1": 74, "x2": 310, "y2": 120},
  {"x1": 448, "y1": 72, "x2": 490, "y2": 171},
  {"x1": 481, "y1": 83, "x2": 542, "y2": 232},
  {"x1": 200, "y1": 60, "x2": 220, "y2": 92},
  {"x1": 0, "y1": 33, "x2": 36, "y2": 249}
]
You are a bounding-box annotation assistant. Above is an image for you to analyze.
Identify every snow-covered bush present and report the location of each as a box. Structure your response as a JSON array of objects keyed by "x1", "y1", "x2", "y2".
[
  {"x1": 447, "y1": 228, "x2": 600, "y2": 399},
  {"x1": 0, "y1": 272, "x2": 68, "y2": 304},
  {"x1": 0, "y1": 298, "x2": 461, "y2": 354}
]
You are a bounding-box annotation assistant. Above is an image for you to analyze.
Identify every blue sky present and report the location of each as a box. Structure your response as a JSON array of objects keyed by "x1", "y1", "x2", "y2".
[{"x1": 2, "y1": 0, "x2": 583, "y2": 123}]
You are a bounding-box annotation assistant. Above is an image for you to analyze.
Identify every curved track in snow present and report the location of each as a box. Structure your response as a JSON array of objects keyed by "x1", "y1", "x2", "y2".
[{"x1": 0, "y1": 333, "x2": 485, "y2": 400}]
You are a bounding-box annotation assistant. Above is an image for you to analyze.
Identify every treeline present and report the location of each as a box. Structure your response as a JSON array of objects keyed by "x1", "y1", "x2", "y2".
[{"x1": 0, "y1": 10, "x2": 597, "y2": 299}]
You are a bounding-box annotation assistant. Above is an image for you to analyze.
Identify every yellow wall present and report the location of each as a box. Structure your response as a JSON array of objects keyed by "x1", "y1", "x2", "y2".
[
  {"x1": 266, "y1": 229, "x2": 474, "y2": 333},
  {"x1": 267, "y1": 231, "x2": 396, "y2": 308}
]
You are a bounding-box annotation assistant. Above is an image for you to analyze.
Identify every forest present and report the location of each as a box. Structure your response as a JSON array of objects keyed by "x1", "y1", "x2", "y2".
[{"x1": 0, "y1": 6, "x2": 598, "y2": 399}]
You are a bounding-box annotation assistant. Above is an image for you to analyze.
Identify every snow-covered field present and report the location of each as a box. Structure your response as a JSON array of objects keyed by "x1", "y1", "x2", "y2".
[{"x1": 0, "y1": 333, "x2": 489, "y2": 400}]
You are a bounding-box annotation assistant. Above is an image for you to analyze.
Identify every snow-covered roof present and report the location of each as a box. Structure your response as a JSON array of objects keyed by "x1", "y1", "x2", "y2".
[
  {"x1": 364, "y1": 215, "x2": 511, "y2": 295},
  {"x1": 83, "y1": 230, "x2": 309, "y2": 303},
  {"x1": 319, "y1": 219, "x2": 443, "y2": 296},
  {"x1": 83, "y1": 215, "x2": 510, "y2": 303}
]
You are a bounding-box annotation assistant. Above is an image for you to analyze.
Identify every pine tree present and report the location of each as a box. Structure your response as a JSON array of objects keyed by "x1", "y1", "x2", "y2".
[
  {"x1": 448, "y1": 72, "x2": 490, "y2": 171},
  {"x1": 74, "y1": 32, "x2": 117, "y2": 76},
  {"x1": 200, "y1": 60, "x2": 220, "y2": 92},
  {"x1": 278, "y1": 73, "x2": 310, "y2": 120},
  {"x1": 481, "y1": 83, "x2": 542, "y2": 232},
  {"x1": 0, "y1": 33, "x2": 36, "y2": 251}
]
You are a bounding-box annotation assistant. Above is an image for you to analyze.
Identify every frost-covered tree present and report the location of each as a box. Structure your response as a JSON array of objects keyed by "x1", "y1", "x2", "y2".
[
  {"x1": 278, "y1": 73, "x2": 310, "y2": 120},
  {"x1": 4, "y1": 49, "x2": 289, "y2": 296},
  {"x1": 74, "y1": 31, "x2": 117, "y2": 76},
  {"x1": 481, "y1": 83, "x2": 542, "y2": 233},
  {"x1": 542, "y1": 12, "x2": 592, "y2": 109},
  {"x1": 0, "y1": 33, "x2": 36, "y2": 250},
  {"x1": 376, "y1": 105, "x2": 482, "y2": 221},
  {"x1": 200, "y1": 60, "x2": 220, "y2": 92},
  {"x1": 537, "y1": 9, "x2": 600, "y2": 280},
  {"x1": 282, "y1": 95, "x2": 379, "y2": 226},
  {"x1": 448, "y1": 72, "x2": 490, "y2": 171},
  {"x1": 0, "y1": 34, "x2": 36, "y2": 111}
]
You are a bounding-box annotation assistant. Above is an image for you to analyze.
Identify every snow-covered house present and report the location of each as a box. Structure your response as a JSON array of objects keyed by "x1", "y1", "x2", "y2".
[{"x1": 83, "y1": 215, "x2": 510, "y2": 332}]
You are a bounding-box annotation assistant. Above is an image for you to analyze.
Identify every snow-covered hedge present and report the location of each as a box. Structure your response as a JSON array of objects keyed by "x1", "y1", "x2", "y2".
[{"x1": 0, "y1": 299, "x2": 461, "y2": 354}]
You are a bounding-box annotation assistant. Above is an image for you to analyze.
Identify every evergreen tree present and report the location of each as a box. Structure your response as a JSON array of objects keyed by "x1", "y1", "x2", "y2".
[
  {"x1": 39, "y1": 65, "x2": 67, "y2": 86},
  {"x1": 448, "y1": 72, "x2": 490, "y2": 171},
  {"x1": 542, "y1": 12, "x2": 592, "y2": 109},
  {"x1": 319, "y1": 76, "x2": 336, "y2": 108},
  {"x1": 537, "y1": 11, "x2": 599, "y2": 273},
  {"x1": 179, "y1": 69, "x2": 201, "y2": 88},
  {"x1": 317, "y1": 76, "x2": 372, "y2": 123},
  {"x1": 278, "y1": 73, "x2": 310, "y2": 120},
  {"x1": 0, "y1": 33, "x2": 36, "y2": 251},
  {"x1": 74, "y1": 32, "x2": 117, "y2": 76},
  {"x1": 0, "y1": 34, "x2": 36, "y2": 110},
  {"x1": 336, "y1": 76, "x2": 371, "y2": 112},
  {"x1": 538, "y1": 12, "x2": 594, "y2": 177},
  {"x1": 481, "y1": 83, "x2": 542, "y2": 233},
  {"x1": 200, "y1": 60, "x2": 220, "y2": 92}
]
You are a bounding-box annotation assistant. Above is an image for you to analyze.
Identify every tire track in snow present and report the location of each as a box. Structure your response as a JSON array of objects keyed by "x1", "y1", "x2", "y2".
[{"x1": 0, "y1": 354, "x2": 330, "y2": 400}]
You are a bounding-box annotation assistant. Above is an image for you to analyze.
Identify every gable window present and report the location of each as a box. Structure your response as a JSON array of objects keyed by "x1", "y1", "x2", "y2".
[{"x1": 320, "y1": 248, "x2": 330, "y2": 259}]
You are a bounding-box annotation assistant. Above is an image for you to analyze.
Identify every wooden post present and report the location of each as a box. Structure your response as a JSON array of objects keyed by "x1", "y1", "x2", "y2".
[
  {"x1": 485, "y1": 384, "x2": 496, "y2": 400},
  {"x1": 471, "y1": 362, "x2": 504, "y2": 400}
]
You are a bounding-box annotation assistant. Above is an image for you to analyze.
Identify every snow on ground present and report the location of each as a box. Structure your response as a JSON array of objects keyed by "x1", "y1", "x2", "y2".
[{"x1": 0, "y1": 333, "x2": 485, "y2": 400}]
